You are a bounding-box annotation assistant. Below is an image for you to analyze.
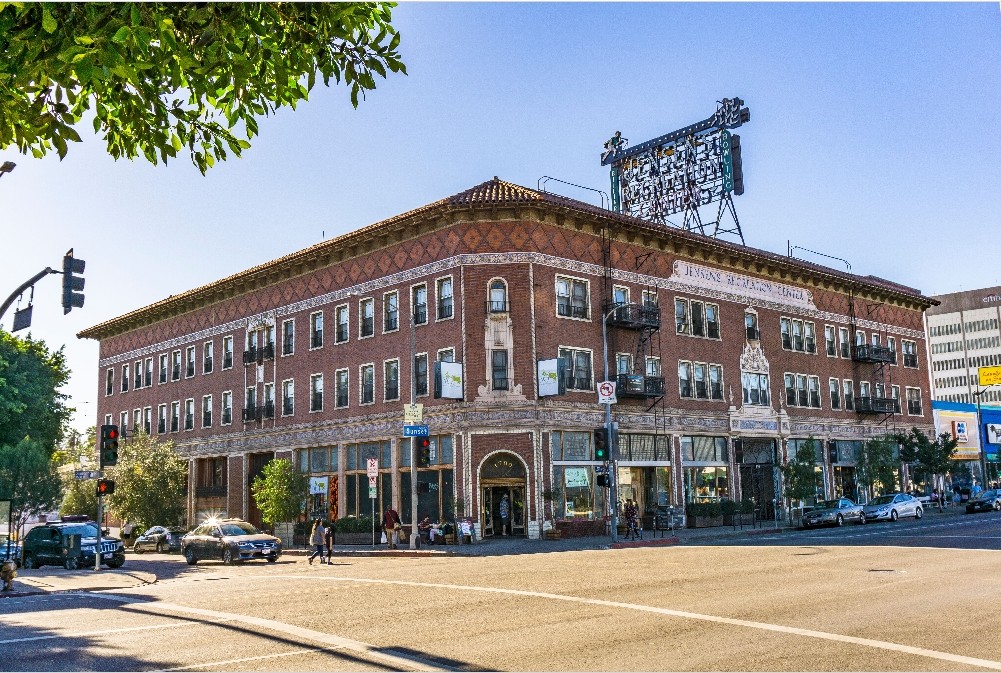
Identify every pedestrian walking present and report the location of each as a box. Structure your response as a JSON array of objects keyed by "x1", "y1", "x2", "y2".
[
  {"x1": 499, "y1": 494, "x2": 510, "y2": 536},
  {"x1": 323, "y1": 520, "x2": 335, "y2": 565},
  {"x1": 624, "y1": 499, "x2": 641, "y2": 540},
  {"x1": 307, "y1": 520, "x2": 325, "y2": 564},
  {"x1": 382, "y1": 506, "x2": 401, "y2": 549}
]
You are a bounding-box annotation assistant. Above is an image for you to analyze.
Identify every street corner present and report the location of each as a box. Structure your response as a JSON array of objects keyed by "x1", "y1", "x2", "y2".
[{"x1": 5, "y1": 568, "x2": 157, "y2": 595}]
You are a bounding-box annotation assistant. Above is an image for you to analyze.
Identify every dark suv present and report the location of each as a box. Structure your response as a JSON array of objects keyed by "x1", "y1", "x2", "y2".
[
  {"x1": 181, "y1": 518, "x2": 281, "y2": 565},
  {"x1": 21, "y1": 521, "x2": 126, "y2": 570}
]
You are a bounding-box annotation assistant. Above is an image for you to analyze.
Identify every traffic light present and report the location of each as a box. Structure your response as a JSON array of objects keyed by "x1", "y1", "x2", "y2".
[
  {"x1": 96, "y1": 479, "x2": 115, "y2": 497},
  {"x1": 99, "y1": 425, "x2": 119, "y2": 468},
  {"x1": 416, "y1": 438, "x2": 431, "y2": 467},
  {"x1": 596, "y1": 474, "x2": 610, "y2": 488},
  {"x1": 594, "y1": 427, "x2": 609, "y2": 461},
  {"x1": 62, "y1": 249, "x2": 85, "y2": 314}
]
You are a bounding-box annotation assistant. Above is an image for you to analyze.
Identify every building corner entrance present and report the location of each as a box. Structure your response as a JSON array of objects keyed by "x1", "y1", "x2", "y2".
[{"x1": 478, "y1": 452, "x2": 527, "y2": 537}]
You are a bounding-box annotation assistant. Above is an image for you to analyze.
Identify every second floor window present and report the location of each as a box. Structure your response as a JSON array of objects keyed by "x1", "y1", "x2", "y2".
[
  {"x1": 741, "y1": 372, "x2": 770, "y2": 406},
  {"x1": 186, "y1": 346, "x2": 195, "y2": 378},
  {"x1": 184, "y1": 399, "x2": 194, "y2": 430},
  {"x1": 902, "y1": 340, "x2": 918, "y2": 368},
  {"x1": 144, "y1": 358, "x2": 153, "y2": 387},
  {"x1": 843, "y1": 380, "x2": 855, "y2": 411},
  {"x1": 361, "y1": 298, "x2": 375, "y2": 337},
  {"x1": 158, "y1": 404, "x2": 167, "y2": 434},
  {"x1": 170, "y1": 401, "x2": 180, "y2": 432},
  {"x1": 384, "y1": 291, "x2": 399, "y2": 332},
  {"x1": 121, "y1": 364, "x2": 130, "y2": 392},
  {"x1": 310, "y1": 374, "x2": 323, "y2": 412},
  {"x1": 825, "y1": 326, "x2": 836, "y2": 357},
  {"x1": 412, "y1": 284, "x2": 428, "y2": 325},
  {"x1": 282, "y1": 320, "x2": 294, "y2": 356},
  {"x1": 556, "y1": 277, "x2": 588, "y2": 319},
  {"x1": 282, "y1": 380, "x2": 294, "y2": 416},
  {"x1": 559, "y1": 347, "x2": 592, "y2": 390},
  {"x1": 222, "y1": 391, "x2": 233, "y2": 425},
  {"x1": 415, "y1": 353, "x2": 429, "y2": 396},
  {"x1": 202, "y1": 395, "x2": 212, "y2": 428},
  {"x1": 492, "y1": 350, "x2": 509, "y2": 391},
  {"x1": 159, "y1": 354, "x2": 168, "y2": 383},
  {"x1": 336, "y1": 369, "x2": 349, "y2": 408},
  {"x1": 679, "y1": 361, "x2": 724, "y2": 400},
  {"x1": 385, "y1": 360, "x2": 400, "y2": 400},
  {"x1": 829, "y1": 378, "x2": 841, "y2": 409},
  {"x1": 906, "y1": 387, "x2": 923, "y2": 415},
  {"x1": 488, "y1": 280, "x2": 507, "y2": 312},
  {"x1": 171, "y1": 350, "x2": 181, "y2": 381},
  {"x1": 223, "y1": 336, "x2": 234, "y2": 369},
  {"x1": 361, "y1": 364, "x2": 375, "y2": 404},
  {"x1": 437, "y1": 277, "x2": 453, "y2": 319},
  {"x1": 134, "y1": 361, "x2": 142, "y2": 389},
  {"x1": 744, "y1": 311, "x2": 759, "y2": 340},
  {"x1": 105, "y1": 368, "x2": 114, "y2": 396},
  {"x1": 839, "y1": 327, "x2": 850, "y2": 358}
]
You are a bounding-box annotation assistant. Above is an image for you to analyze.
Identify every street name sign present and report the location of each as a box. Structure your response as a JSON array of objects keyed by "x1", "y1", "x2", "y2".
[
  {"x1": 403, "y1": 424, "x2": 430, "y2": 437},
  {"x1": 366, "y1": 458, "x2": 379, "y2": 477},
  {"x1": 74, "y1": 470, "x2": 100, "y2": 480},
  {"x1": 403, "y1": 403, "x2": 424, "y2": 424}
]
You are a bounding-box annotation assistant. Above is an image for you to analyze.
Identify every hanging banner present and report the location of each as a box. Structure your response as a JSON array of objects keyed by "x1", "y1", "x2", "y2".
[
  {"x1": 538, "y1": 358, "x2": 564, "y2": 397},
  {"x1": 435, "y1": 361, "x2": 464, "y2": 399}
]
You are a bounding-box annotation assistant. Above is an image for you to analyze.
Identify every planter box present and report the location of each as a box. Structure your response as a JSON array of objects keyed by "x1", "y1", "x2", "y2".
[
  {"x1": 336, "y1": 532, "x2": 379, "y2": 546},
  {"x1": 555, "y1": 518, "x2": 607, "y2": 538},
  {"x1": 687, "y1": 515, "x2": 724, "y2": 528}
]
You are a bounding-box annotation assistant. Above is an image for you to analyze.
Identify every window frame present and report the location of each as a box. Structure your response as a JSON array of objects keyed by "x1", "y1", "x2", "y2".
[
  {"x1": 221, "y1": 390, "x2": 233, "y2": 426},
  {"x1": 157, "y1": 404, "x2": 167, "y2": 434},
  {"x1": 203, "y1": 341, "x2": 214, "y2": 374},
  {"x1": 202, "y1": 394, "x2": 212, "y2": 428},
  {"x1": 185, "y1": 346, "x2": 196, "y2": 378},
  {"x1": 282, "y1": 378, "x2": 295, "y2": 417},
  {"x1": 310, "y1": 373, "x2": 324, "y2": 412},
  {"x1": 105, "y1": 368, "x2": 114, "y2": 396},
  {"x1": 335, "y1": 368, "x2": 350, "y2": 409},
  {"x1": 411, "y1": 283, "x2": 429, "y2": 326},
  {"x1": 436, "y1": 275, "x2": 454, "y2": 321},
  {"x1": 309, "y1": 311, "x2": 324, "y2": 350},
  {"x1": 555, "y1": 275, "x2": 590, "y2": 321},
  {"x1": 359, "y1": 297, "x2": 375, "y2": 338},
  {"x1": 222, "y1": 335, "x2": 234, "y2": 370},
  {"x1": 383, "y1": 291, "x2": 399, "y2": 333},
  {"x1": 335, "y1": 304, "x2": 349, "y2": 344},
  {"x1": 384, "y1": 359, "x2": 400, "y2": 401},
  {"x1": 558, "y1": 346, "x2": 594, "y2": 391},
  {"x1": 281, "y1": 318, "x2": 295, "y2": 357},
  {"x1": 414, "y1": 352, "x2": 429, "y2": 397},
  {"x1": 121, "y1": 363, "x2": 130, "y2": 393}
]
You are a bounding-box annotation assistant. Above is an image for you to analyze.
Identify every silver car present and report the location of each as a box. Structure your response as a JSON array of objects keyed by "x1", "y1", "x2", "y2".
[
  {"x1": 863, "y1": 493, "x2": 923, "y2": 522},
  {"x1": 803, "y1": 498, "x2": 866, "y2": 528}
]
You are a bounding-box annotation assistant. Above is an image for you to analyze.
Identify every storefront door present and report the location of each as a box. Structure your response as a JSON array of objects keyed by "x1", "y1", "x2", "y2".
[{"x1": 479, "y1": 451, "x2": 528, "y2": 537}]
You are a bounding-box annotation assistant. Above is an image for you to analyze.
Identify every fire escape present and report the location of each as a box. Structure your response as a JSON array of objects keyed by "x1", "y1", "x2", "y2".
[{"x1": 849, "y1": 288, "x2": 898, "y2": 427}]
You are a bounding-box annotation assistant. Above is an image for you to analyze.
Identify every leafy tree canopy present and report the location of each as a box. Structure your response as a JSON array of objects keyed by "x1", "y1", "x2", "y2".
[
  {"x1": 0, "y1": 330, "x2": 72, "y2": 455},
  {"x1": 892, "y1": 426, "x2": 958, "y2": 483},
  {"x1": 781, "y1": 437, "x2": 819, "y2": 505},
  {"x1": 106, "y1": 431, "x2": 187, "y2": 531},
  {"x1": 0, "y1": 2, "x2": 406, "y2": 173},
  {"x1": 855, "y1": 437, "x2": 898, "y2": 498},
  {"x1": 251, "y1": 458, "x2": 307, "y2": 528},
  {"x1": 0, "y1": 437, "x2": 63, "y2": 531}
]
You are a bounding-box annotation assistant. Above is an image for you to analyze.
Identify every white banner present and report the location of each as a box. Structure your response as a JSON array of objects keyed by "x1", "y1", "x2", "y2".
[
  {"x1": 597, "y1": 380, "x2": 618, "y2": 405},
  {"x1": 439, "y1": 361, "x2": 463, "y2": 399},
  {"x1": 309, "y1": 476, "x2": 328, "y2": 495},
  {"x1": 538, "y1": 359, "x2": 560, "y2": 397}
]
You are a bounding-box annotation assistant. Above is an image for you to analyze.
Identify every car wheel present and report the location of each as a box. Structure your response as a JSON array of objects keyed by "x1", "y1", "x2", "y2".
[
  {"x1": 133, "y1": 541, "x2": 142, "y2": 554},
  {"x1": 836, "y1": 514, "x2": 844, "y2": 527},
  {"x1": 222, "y1": 547, "x2": 234, "y2": 565},
  {"x1": 890, "y1": 509, "x2": 898, "y2": 522},
  {"x1": 156, "y1": 541, "x2": 165, "y2": 554},
  {"x1": 859, "y1": 512, "x2": 866, "y2": 525},
  {"x1": 994, "y1": 501, "x2": 1001, "y2": 511},
  {"x1": 64, "y1": 557, "x2": 78, "y2": 570},
  {"x1": 106, "y1": 557, "x2": 125, "y2": 569},
  {"x1": 267, "y1": 554, "x2": 278, "y2": 563},
  {"x1": 184, "y1": 547, "x2": 198, "y2": 565},
  {"x1": 915, "y1": 507, "x2": 923, "y2": 520},
  {"x1": 22, "y1": 554, "x2": 36, "y2": 570}
]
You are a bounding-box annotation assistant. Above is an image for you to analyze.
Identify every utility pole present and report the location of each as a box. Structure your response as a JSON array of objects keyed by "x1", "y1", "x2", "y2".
[
  {"x1": 601, "y1": 306, "x2": 619, "y2": 543},
  {"x1": 974, "y1": 382, "x2": 1000, "y2": 489},
  {"x1": 409, "y1": 313, "x2": 419, "y2": 550}
]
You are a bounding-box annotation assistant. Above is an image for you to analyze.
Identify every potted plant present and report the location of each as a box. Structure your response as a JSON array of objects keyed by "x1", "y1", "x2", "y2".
[
  {"x1": 333, "y1": 515, "x2": 377, "y2": 545},
  {"x1": 685, "y1": 501, "x2": 723, "y2": 528}
]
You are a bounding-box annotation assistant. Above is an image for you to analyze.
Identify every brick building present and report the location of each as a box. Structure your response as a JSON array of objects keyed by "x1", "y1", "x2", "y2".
[{"x1": 79, "y1": 179, "x2": 936, "y2": 538}]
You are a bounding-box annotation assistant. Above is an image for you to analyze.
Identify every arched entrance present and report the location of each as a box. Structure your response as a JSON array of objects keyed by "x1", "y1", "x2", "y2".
[{"x1": 479, "y1": 451, "x2": 527, "y2": 537}]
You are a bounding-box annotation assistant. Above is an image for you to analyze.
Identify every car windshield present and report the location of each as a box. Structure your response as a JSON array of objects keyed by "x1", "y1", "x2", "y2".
[
  {"x1": 61, "y1": 524, "x2": 99, "y2": 537},
  {"x1": 219, "y1": 522, "x2": 258, "y2": 536},
  {"x1": 818, "y1": 500, "x2": 841, "y2": 509},
  {"x1": 869, "y1": 496, "x2": 894, "y2": 506}
]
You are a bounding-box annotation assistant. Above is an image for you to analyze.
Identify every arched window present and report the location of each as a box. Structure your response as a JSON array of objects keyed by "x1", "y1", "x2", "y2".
[{"x1": 489, "y1": 280, "x2": 507, "y2": 313}]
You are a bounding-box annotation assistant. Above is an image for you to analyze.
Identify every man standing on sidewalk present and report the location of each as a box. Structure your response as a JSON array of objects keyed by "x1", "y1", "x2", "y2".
[{"x1": 382, "y1": 506, "x2": 401, "y2": 550}]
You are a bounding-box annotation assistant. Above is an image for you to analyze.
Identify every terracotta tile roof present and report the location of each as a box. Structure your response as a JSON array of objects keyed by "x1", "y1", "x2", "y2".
[{"x1": 79, "y1": 177, "x2": 934, "y2": 340}]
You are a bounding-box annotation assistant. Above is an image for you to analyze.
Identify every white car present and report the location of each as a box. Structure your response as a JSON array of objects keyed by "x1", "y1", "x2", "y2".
[{"x1": 862, "y1": 493, "x2": 923, "y2": 522}]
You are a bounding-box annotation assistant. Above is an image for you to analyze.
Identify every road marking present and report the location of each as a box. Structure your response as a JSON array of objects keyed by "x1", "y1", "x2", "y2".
[
  {"x1": 159, "y1": 647, "x2": 323, "y2": 671},
  {"x1": 0, "y1": 618, "x2": 233, "y2": 645},
  {"x1": 83, "y1": 593, "x2": 452, "y2": 672},
  {"x1": 267, "y1": 575, "x2": 1001, "y2": 671}
]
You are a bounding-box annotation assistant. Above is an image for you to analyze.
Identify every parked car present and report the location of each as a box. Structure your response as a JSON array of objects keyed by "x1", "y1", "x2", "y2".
[
  {"x1": 0, "y1": 533, "x2": 21, "y2": 567},
  {"x1": 132, "y1": 526, "x2": 187, "y2": 553},
  {"x1": 181, "y1": 518, "x2": 281, "y2": 565},
  {"x1": 20, "y1": 521, "x2": 126, "y2": 570},
  {"x1": 862, "y1": 493, "x2": 923, "y2": 522},
  {"x1": 965, "y1": 489, "x2": 1001, "y2": 514},
  {"x1": 803, "y1": 498, "x2": 867, "y2": 528}
]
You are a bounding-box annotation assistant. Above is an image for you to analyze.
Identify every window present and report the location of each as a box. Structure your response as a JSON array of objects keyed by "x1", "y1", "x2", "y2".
[
  {"x1": 384, "y1": 291, "x2": 399, "y2": 332},
  {"x1": 143, "y1": 406, "x2": 152, "y2": 434},
  {"x1": 203, "y1": 341, "x2": 214, "y2": 374},
  {"x1": 437, "y1": 348, "x2": 455, "y2": 363},
  {"x1": 121, "y1": 364, "x2": 130, "y2": 392},
  {"x1": 709, "y1": 364, "x2": 723, "y2": 400},
  {"x1": 264, "y1": 324, "x2": 275, "y2": 359},
  {"x1": 310, "y1": 374, "x2": 323, "y2": 412},
  {"x1": 133, "y1": 408, "x2": 142, "y2": 434},
  {"x1": 245, "y1": 386, "x2": 257, "y2": 421},
  {"x1": 104, "y1": 414, "x2": 113, "y2": 427},
  {"x1": 829, "y1": 378, "x2": 841, "y2": 409},
  {"x1": 808, "y1": 375, "x2": 821, "y2": 407},
  {"x1": 360, "y1": 298, "x2": 375, "y2": 337},
  {"x1": 906, "y1": 387, "x2": 923, "y2": 415},
  {"x1": 246, "y1": 330, "x2": 258, "y2": 360},
  {"x1": 171, "y1": 350, "x2": 181, "y2": 381},
  {"x1": 412, "y1": 284, "x2": 428, "y2": 325},
  {"x1": 741, "y1": 372, "x2": 770, "y2": 406},
  {"x1": 170, "y1": 401, "x2": 180, "y2": 432},
  {"x1": 492, "y1": 350, "x2": 509, "y2": 391},
  {"x1": 675, "y1": 298, "x2": 721, "y2": 339},
  {"x1": 781, "y1": 318, "x2": 815, "y2": 353},
  {"x1": 780, "y1": 317, "x2": 791, "y2": 349},
  {"x1": 157, "y1": 404, "x2": 167, "y2": 434},
  {"x1": 902, "y1": 340, "x2": 918, "y2": 368},
  {"x1": 488, "y1": 280, "x2": 508, "y2": 312},
  {"x1": 144, "y1": 358, "x2": 153, "y2": 387},
  {"x1": 184, "y1": 399, "x2": 194, "y2": 430},
  {"x1": 616, "y1": 353, "x2": 632, "y2": 375},
  {"x1": 860, "y1": 381, "x2": 871, "y2": 402},
  {"x1": 202, "y1": 395, "x2": 212, "y2": 428},
  {"x1": 891, "y1": 385, "x2": 901, "y2": 413},
  {"x1": 335, "y1": 369, "x2": 349, "y2": 408},
  {"x1": 887, "y1": 337, "x2": 896, "y2": 365},
  {"x1": 159, "y1": 354, "x2": 168, "y2": 383},
  {"x1": 134, "y1": 360, "x2": 142, "y2": 389},
  {"x1": 556, "y1": 276, "x2": 589, "y2": 319},
  {"x1": 223, "y1": 336, "x2": 234, "y2": 369},
  {"x1": 642, "y1": 289, "x2": 658, "y2": 308},
  {"x1": 384, "y1": 360, "x2": 400, "y2": 401},
  {"x1": 805, "y1": 322, "x2": 816, "y2": 354},
  {"x1": 843, "y1": 380, "x2": 855, "y2": 411},
  {"x1": 855, "y1": 330, "x2": 865, "y2": 347},
  {"x1": 281, "y1": 319, "x2": 294, "y2": 356},
  {"x1": 676, "y1": 298, "x2": 689, "y2": 334},
  {"x1": 839, "y1": 327, "x2": 850, "y2": 358},
  {"x1": 559, "y1": 347, "x2": 593, "y2": 390},
  {"x1": 222, "y1": 391, "x2": 233, "y2": 425},
  {"x1": 414, "y1": 353, "x2": 429, "y2": 396},
  {"x1": 185, "y1": 346, "x2": 195, "y2": 378},
  {"x1": 335, "y1": 305, "x2": 349, "y2": 343},
  {"x1": 437, "y1": 277, "x2": 453, "y2": 319},
  {"x1": 310, "y1": 312, "x2": 323, "y2": 349},
  {"x1": 360, "y1": 365, "x2": 375, "y2": 404},
  {"x1": 263, "y1": 383, "x2": 275, "y2": 418},
  {"x1": 705, "y1": 303, "x2": 720, "y2": 339},
  {"x1": 105, "y1": 368, "x2": 114, "y2": 396},
  {"x1": 678, "y1": 361, "x2": 693, "y2": 398},
  {"x1": 282, "y1": 379, "x2": 295, "y2": 416},
  {"x1": 120, "y1": 411, "x2": 129, "y2": 432},
  {"x1": 825, "y1": 326, "x2": 836, "y2": 357}
]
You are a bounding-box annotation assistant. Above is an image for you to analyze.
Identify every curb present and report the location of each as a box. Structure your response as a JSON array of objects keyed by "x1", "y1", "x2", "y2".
[{"x1": 609, "y1": 536, "x2": 680, "y2": 549}]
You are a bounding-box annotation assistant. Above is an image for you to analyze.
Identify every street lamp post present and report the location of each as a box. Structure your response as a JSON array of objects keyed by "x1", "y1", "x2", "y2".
[
  {"x1": 601, "y1": 305, "x2": 620, "y2": 543},
  {"x1": 409, "y1": 313, "x2": 419, "y2": 550}
]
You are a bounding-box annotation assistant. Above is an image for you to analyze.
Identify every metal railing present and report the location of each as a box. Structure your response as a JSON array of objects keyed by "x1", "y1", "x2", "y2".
[
  {"x1": 855, "y1": 396, "x2": 900, "y2": 414},
  {"x1": 557, "y1": 303, "x2": 590, "y2": 319},
  {"x1": 853, "y1": 344, "x2": 897, "y2": 364},
  {"x1": 486, "y1": 300, "x2": 509, "y2": 313},
  {"x1": 616, "y1": 374, "x2": 665, "y2": 397},
  {"x1": 603, "y1": 302, "x2": 661, "y2": 330}
]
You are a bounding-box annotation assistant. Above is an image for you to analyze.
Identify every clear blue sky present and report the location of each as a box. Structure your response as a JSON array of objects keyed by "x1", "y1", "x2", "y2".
[{"x1": 2, "y1": 2, "x2": 1000, "y2": 434}]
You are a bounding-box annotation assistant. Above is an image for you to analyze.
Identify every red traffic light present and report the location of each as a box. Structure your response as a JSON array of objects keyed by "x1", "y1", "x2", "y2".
[
  {"x1": 107, "y1": 428, "x2": 118, "y2": 440},
  {"x1": 96, "y1": 479, "x2": 115, "y2": 496},
  {"x1": 418, "y1": 438, "x2": 430, "y2": 448}
]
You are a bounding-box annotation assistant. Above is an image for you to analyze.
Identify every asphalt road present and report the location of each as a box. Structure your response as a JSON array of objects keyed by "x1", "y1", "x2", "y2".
[{"x1": 3, "y1": 512, "x2": 1000, "y2": 672}]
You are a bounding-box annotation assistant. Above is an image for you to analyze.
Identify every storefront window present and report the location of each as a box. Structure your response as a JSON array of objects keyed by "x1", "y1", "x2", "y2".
[
  {"x1": 398, "y1": 435, "x2": 455, "y2": 524},
  {"x1": 551, "y1": 431, "x2": 591, "y2": 461},
  {"x1": 617, "y1": 466, "x2": 672, "y2": 520},
  {"x1": 684, "y1": 466, "x2": 728, "y2": 503},
  {"x1": 552, "y1": 465, "x2": 607, "y2": 519},
  {"x1": 681, "y1": 436, "x2": 728, "y2": 462}
]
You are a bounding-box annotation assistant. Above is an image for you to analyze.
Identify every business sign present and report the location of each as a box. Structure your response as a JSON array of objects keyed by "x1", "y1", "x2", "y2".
[
  {"x1": 987, "y1": 424, "x2": 1001, "y2": 445},
  {"x1": 597, "y1": 380, "x2": 618, "y2": 405},
  {"x1": 403, "y1": 404, "x2": 423, "y2": 424},
  {"x1": 309, "y1": 476, "x2": 328, "y2": 495},
  {"x1": 403, "y1": 424, "x2": 429, "y2": 437},
  {"x1": 672, "y1": 260, "x2": 816, "y2": 310},
  {"x1": 366, "y1": 458, "x2": 379, "y2": 477},
  {"x1": 979, "y1": 365, "x2": 1001, "y2": 388},
  {"x1": 602, "y1": 97, "x2": 750, "y2": 225},
  {"x1": 538, "y1": 358, "x2": 564, "y2": 397},
  {"x1": 951, "y1": 421, "x2": 969, "y2": 443},
  {"x1": 436, "y1": 361, "x2": 463, "y2": 399}
]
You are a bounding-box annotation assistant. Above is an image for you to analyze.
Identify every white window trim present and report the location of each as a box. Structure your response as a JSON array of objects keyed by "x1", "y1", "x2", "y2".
[
  {"x1": 384, "y1": 359, "x2": 401, "y2": 402},
  {"x1": 171, "y1": 350, "x2": 181, "y2": 381},
  {"x1": 437, "y1": 347, "x2": 456, "y2": 362},
  {"x1": 121, "y1": 364, "x2": 129, "y2": 392},
  {"x1": 185, "y1": 346, "x2": 196, "y2": 379},
  {"x1": 558, "y1": 345, "x2": 594, "y2": 391},
  {"x1": 203, "y1": 341, "x2": 213, "y2": 374},
  {"x1": 309, "y1": 311, "x2": 324, "y2": 351},
  {"x1": 436, "y1": 274, "x2": 455, "y2": 322},
  {"x1": 282, "y1": 378, "x2": 295, "y2": 417},
  {"x1": 170, "y1": 401, "x2": 180, "y2": 433},
  {"x1": 134, "y1": 360, "x2": 142, "y2": 389},
  {"x1": 335, "y1": 304, "x2": 350, "y2": 344},
  {"x1": 829, "y1": 377, "x2": 841, "y2": 410},
  {"x1": 183, "y1": 398, "x2": 195, "y2": 431},
  {"x1": 309, "y1": 373, "x2": 324, "y2": 413},
  {"x1": 104, "y1": 414, "x2": 113, "y2": 426},
  {"x1": 105, "y1": 368, "x2": 114, "y2": 397},
  {"x1": 824, "y1": 324, "x2": 837, "y2": 357},
  {"x1": 906, "y1": 386, "x2": 923, "y2": 416},
  {"x1": 157, "y1": 404, "x2": 167, "y2": 434},
  {"x1": 411, "y1": 282, "x2": 429, "y2": 326},
  {"x1": 414, "y1": 351, "x2": 430, "y2": 397},
  {"x1": 359, "y1": 297, "x2": 376, "y2": 339},
  {"x1": 221, "y1": 390, "x2": 233, "y2": 426},
  {"x1": 383, "y1": 290, "x2": 400, "y2": 334},
  {"x1": 616, "y1": 352, "x2": 633, "y2": 375},
  {"x1": 612, "y1": 284, "x2": 631, "y2": 305},
  {"x1": 281, "y1": 318, "x2": 295, "y2": 357},
  {"x1": 359, "y1": 362, "x2": 376, "y2": 405},
  {"x1": 222, "y1": 336, "x2": 234, "y2": 370},
  {"x1": 202, "y1": 394, "x2": 212, "y2": 428},
  {"x1": 555, "y1": 274, "x2": 591, "y2": 322},
  {"x1": 335, "y1": 368, "x2": 350, "y2": 409}
]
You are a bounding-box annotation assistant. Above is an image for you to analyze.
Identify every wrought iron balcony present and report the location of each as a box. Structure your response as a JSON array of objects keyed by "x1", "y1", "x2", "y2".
[
  {"x1": 242, "y1": 348, "x2": 258, "y2": 365},
  {"x1": 603, "y1": 302, "x2": 661, "y2": 330},
  {"x1": 854, "y1": 396, "x2": 900, "y2": 414},
  {"x1": 242, "y1": 405, "x2": 258, "y2": 422},
  {"x1": 557, "y1": 303, "x2": 590, "y2": 320},
  {"x1": 853, "y1": 344, "x2": 897, "y2": 364},
  {"x1": 485, "y1": 300, "x2": 509, "y2": 313},
  {"x1": 195, "y1": 485, "x2": 227, "y2": 498},
  {"x1": 262, "y1": 402, "x2": 275, "y2": 419},
  {"x1": 616, "y1": 374, "x2": 666, "y2": 398}
]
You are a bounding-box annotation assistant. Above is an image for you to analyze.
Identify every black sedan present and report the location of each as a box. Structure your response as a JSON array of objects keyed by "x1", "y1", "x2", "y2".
[
  {"x1": 132, "y1": 526, "x2": 187, "y2": 553},
  {"x1": 181, "y1": 518, "x2": 281, "y2": 565},
  {"x1": 966, "y1": 489, "x2": 1001, "y2": 514}
]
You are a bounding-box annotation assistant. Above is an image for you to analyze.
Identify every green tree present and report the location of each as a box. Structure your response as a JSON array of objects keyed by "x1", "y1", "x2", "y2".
[
  {"x1": 0, "y1": 330, "x2": 72, "y2": 455},
  {"x1": 251, "y1": 458, "x2": 307, "y2": 529},
  {"x1": 893, "y1": 427, "x2": 958, "y2": 511},
  {"x1": 781, "y1": 438, "x2": 819, "y2": 523},
  {"x1": 105, "y1": 431, "x2": 187, "y2": 531},
  {"x1": 0, "y1": 437, "x2": 62, "y2": 532},
  {"x1": 0, "y1": 2, "x2": 406, "y2": 173},
  {"x1": 855, "y1": 437, "x2": 898, "y2": 500},
  {"x1": 60, "y1": 475, "x2": 98, "y2": 521}
]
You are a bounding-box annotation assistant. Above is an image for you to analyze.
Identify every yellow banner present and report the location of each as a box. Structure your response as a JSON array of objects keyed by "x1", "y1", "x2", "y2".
[{"x1": 979, "y1": 365, "x2": 1001, "y2": 387}]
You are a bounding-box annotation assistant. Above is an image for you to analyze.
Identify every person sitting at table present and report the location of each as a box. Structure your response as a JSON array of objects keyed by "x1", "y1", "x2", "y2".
[
  {"x1": 429, "y1": 517, "x2": 450, "y2": 544},
  {"x1": 417, "y1": 516, "x2": 432, "y2": 542}
]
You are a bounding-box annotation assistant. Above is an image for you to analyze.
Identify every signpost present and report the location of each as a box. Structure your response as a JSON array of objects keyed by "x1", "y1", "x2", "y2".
[
  {"x1": 74, "y1": 471, "x2": 100, "y2": 480},
  {"x1": 403, "y1": 404, "x2": 423, "y2": 424},
  {"x1": 367, "y1": 459, "x2": 378, "y2": 547},
  {"x1": 403, "y1": 424, "x2": 429, "y2": 437}
]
